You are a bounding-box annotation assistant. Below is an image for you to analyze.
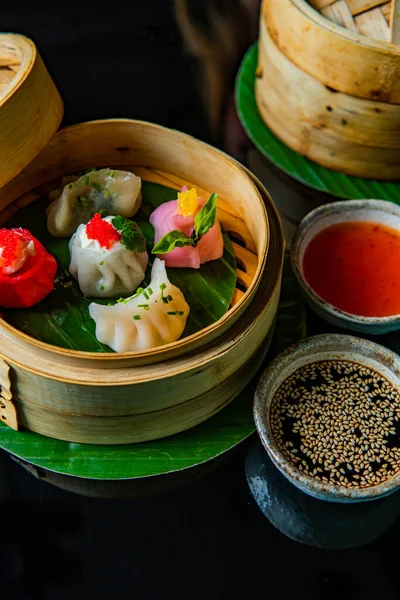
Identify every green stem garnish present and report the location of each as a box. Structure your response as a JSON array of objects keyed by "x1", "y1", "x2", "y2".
[
  {"x1": 137, "y1": 304, "x2": 150, "y2": 310},
  {"x1": 152, "y1": 193, "x2": 218, "y2": 255}
]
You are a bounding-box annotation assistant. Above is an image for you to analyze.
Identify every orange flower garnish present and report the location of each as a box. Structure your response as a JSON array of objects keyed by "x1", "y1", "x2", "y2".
[{"x1": 177, "y1": 188, "x2": 199, "y2": 217}]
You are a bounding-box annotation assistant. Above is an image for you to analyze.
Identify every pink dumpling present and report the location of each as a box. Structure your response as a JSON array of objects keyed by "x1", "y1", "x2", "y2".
[{"x1": 150, "y1": 196, "x2": 224, "y2": 269}]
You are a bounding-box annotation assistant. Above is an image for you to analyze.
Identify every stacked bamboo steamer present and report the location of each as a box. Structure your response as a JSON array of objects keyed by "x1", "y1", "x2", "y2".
[
  {"x1": 0, "y1": 33, "x2": 284, "y2": 445},
  {"x1": 256, "y1": 0, "x2": 400, "y2": 179}
]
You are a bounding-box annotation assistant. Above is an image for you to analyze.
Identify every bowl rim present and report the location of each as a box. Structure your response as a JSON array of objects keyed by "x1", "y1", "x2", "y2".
[
  {"x1": 254, "y1": 333, "x2": 400, "y2": 502},
  {"x1": 290, "y1": 199, "x2": 400, "y2": 326}
]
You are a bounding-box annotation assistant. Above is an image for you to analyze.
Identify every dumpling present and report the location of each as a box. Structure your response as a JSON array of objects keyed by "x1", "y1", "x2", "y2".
[
  {"x1": 47, "y1": 168, "x2": 142, "y2": 237},
  {"x1": 69, "y1": 213, "x2": 148, "y2": 297},
  {"x1": 150, "y1": 186, "x2": 223, "y2": 268},
  {"x1": 89, "y1": 258, "x2": 189, "y2": 352}
]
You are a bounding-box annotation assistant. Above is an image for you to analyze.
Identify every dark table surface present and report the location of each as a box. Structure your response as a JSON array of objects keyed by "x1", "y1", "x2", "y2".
[{"x1": 1, "y1": 432, "x2": 399, "y2": 600}]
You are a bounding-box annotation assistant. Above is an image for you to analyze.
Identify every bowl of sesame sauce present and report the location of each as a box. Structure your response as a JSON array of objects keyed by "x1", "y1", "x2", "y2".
[
  {"x1": 291, "y1": 200, "x2": 400, "y2": 334},
  {"x1": 254, "y1": 334, "x2": 400, "y2": 502}
]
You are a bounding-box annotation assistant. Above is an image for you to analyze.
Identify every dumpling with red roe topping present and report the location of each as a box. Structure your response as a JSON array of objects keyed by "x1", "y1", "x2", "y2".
[
  {"x1": 0, "y1": 228, "x2": 57, "y2": 308},
  {"x1": 69, "y1": 213, "x2": 148, "y2": 298},
  {"x1": 0, "y1": 229, "x2": 35, "y2": 275},
  {"x1": 150, "y1": 187, "x2": 223, "y2": 269}
]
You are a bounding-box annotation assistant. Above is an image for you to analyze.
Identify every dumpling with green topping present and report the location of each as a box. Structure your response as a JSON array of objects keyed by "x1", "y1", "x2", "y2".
[
  {"x1": 47, "y1": 168, "x2": 142, "y2": 237},
  {"x1": 89, "y1": 258, "x2": 189, "y2": 352},
  {"x1": 69, "y1": 213, "x2": 148, "y2": 298}
]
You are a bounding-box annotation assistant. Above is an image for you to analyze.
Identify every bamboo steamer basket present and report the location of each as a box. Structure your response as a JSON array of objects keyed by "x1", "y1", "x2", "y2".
[
  {"x1": 263, "y1": 0, "x2": 400, "y2": 103},
  {"x1": 0, "y1": 34, "x2": 283, "y2": 445},
  {"x1": 256, "y1": 19, "x2": 400, "y2": 178}
]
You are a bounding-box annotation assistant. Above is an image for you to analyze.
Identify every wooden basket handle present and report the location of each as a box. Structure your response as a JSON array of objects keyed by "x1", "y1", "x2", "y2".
[{"x1": 0, "y1": 357, "x2": 18, "y2": 431}]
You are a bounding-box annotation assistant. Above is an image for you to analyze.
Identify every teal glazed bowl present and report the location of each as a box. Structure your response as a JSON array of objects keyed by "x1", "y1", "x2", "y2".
[
  {"x1": 254, "y1": 334, "x2": 400, "y2": 503},
  {"x1": 290, "y1": 199, "x2": 400, "y2": 335}
]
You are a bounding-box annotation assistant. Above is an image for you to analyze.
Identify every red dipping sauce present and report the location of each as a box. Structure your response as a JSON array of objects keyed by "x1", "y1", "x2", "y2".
[{"x1": 302, "y1": 221, "x2": 400, "y2": 317}]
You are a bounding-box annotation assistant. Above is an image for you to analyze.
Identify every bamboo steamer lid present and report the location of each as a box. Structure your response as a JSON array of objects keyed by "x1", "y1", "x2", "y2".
[{"x1": 0, "y1": 33, "x2": 63, "y2": 188}]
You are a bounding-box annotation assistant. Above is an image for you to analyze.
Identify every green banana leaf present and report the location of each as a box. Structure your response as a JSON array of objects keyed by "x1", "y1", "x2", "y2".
[
  {"x1": 0, "y1": 383, "x2": 255, "y2": 479},
  {"x1": 2, "y1": 181, "x2": 237, "y2": 351}
]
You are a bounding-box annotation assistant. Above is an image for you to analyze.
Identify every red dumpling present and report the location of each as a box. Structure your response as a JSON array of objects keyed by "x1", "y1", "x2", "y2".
[{"x1": 0, "y1": 228, "x2": 57, "y2": 308}]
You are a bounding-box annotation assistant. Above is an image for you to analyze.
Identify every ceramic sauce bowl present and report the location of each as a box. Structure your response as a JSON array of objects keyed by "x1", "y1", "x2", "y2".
[
  {"x1": 291, "y1": 199, "x2": 400, "y2": 334},
  {"x1": 254, "y1": 334, "x2": 400, "y2": 503}
]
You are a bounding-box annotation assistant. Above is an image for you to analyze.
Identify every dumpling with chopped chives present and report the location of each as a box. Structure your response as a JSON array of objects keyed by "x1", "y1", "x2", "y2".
[
  {"x1": 69, "y1": 213, "x2": 148, "y2": 298},
  {"x1": 89, "y1": 258, "x2": 189, "y2": 352},
  {"x1": 47, "y1": 168, "x2": 142, "y2": 237}
]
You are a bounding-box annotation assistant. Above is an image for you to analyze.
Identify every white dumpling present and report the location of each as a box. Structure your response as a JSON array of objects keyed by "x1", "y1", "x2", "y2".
[
  {"x1": 47, "y1": 168, "x2": 142, "y2": 237},
  {"x1": 69, "y1": 216, "x2": 148, "y2": 297},
  {"x1": 89, "y1": 259, "x2": 190, "y2": 352}
]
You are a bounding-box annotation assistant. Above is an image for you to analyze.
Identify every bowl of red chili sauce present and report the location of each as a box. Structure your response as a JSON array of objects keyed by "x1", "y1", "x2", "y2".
[{"x1": 291, "y1": 200, "x2": 400, "y2": 334}]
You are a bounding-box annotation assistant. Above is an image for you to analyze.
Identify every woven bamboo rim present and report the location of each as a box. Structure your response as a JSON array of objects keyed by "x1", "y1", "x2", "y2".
[
  {"x1": 309, "y1": 1, "x2": 393, "y2": 43},
  {"x1": 263, "y1": 0, "x2": 400, "y2": 102}
]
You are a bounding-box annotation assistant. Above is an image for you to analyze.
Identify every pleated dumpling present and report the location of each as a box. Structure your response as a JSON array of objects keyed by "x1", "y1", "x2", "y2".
[
  {"x1": 69, "y1": 214, "x2": 148, "y2": 298},
  {"x1": 47, "y1": 168, "x2": 142, "y2": 237},
  {"x1": 89, "y1": 258, "x2": 189, "y2": 352}
]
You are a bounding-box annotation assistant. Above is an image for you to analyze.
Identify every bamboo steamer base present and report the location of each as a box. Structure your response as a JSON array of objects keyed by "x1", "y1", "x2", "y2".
[
  {"x1": 0, "y1": 120, "x2": 283, "y2": 445},
  {"x1": 256, "y1": 20, "x2": 400, "y2": 179},
  {"x1": 15, "y1": 327, "x2": 275, "y2": 445}
]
